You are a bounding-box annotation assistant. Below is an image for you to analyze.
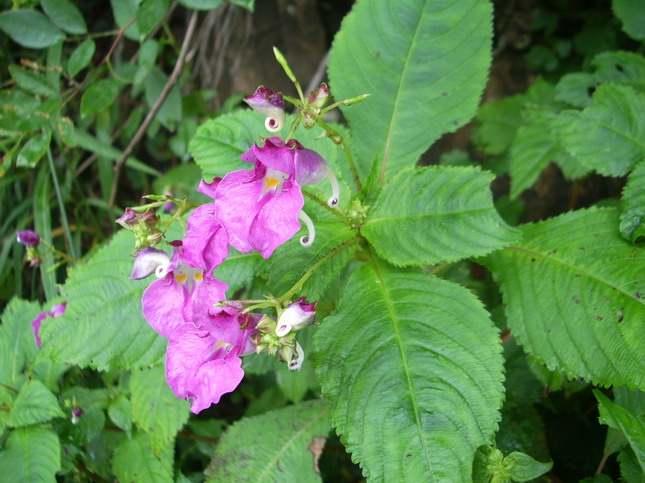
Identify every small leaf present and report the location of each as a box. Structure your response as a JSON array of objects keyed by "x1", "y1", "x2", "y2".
[
  {"x1": 131, "y1": 366, "x2": 190, "y2": 456},
  {"x1": 67, "y1": 38, "x2": 96, "y2": 78},
  {"x1": 112, "y1": 431, "x2": 174, "y2": 483},
  {"x1": 0, "y1": 298, "x2": 41, "y2": 384},
  {"x1": 613, "y1": 0, "x2": 645, "y2": 41},
  {"x1": 474, "y1": 96, "x2": 524, "y2": 155},
  {"x1": 214, "y1": 249, "x2": 260, "y2": 295},
  {"x1": 136, "y1": 0, "x2": 170, "y2": 41},
  {"x1": 110, "y1": 0, "x2": 141, "y2": 41},
  {"x1": 206, "y1": 399, "x2": 331, "y2": 482},
  {"x1": 0, "y1": 9, "x2": 65, "y2": 49},
  {"x1": 594, "y1": 390, "x2": 645, "y2": 473},
  {"x1": 8, "y1": 65, "x2": 57, "y2": 97},
  {"x1": 0, "y1": 427, "x2": 61, "y2": 482},
  {"x1": 6, "y1": 380, "x2": 65, "y2": 427},
  {"x1": 108, "y1": 395, "x2": 133, "y2": 438},
  {"x1": 554, "y1": 84, "x2": 645, "y2": 176},
  {"x1": 361, "y1": 166, "x2": 520, "y2": 266},
  {"x1": 177, "y1": 0, "x2": 223, "y2": 10},
  {"x1": 41, "y1": 0, "x2": 87, "y2": 34},
  {"x1": 620, "y1": 159, "x2": 645, "y2": 242},
  {"x1": 144, "y1": 67, "x2": 181, "y2": 129},
  {"x1": 484, "y1": 208, "x2": 645, "y2": 389},
  {"x1": 314, "y1": 261, "x2": 505, "y2": 480},
  {"x1": 81, "y1": 78, "x2": 121, "y2": 117},
  {"x1": 504, "y1": 451, "x2": 553, "y2": 482},
  {"x1": 16, "y1": 129, "x2": 52, "y2": 167},
  {"x1": 228, "y1": 0, "x2": 254, "y2": 11},
  {"x1": 56, "y1": 116, "x2": 77, "y2": 146}
]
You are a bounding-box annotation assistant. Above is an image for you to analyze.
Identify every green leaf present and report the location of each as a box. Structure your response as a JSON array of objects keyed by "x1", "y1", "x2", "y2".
[
  {"x1": 136, "y1": 0, "x2": 170, "y2": 41},
  {"x1": 112, "y1": 431, "x2": 174, "y2": 483},
  {"x1": 60, "y1": 387, "x2": 108, "y2": 445},
  {"x1": 214, "y1": 249, "x2": 260, "y2": 295},
  {"x1": 613, "y1": 0, "x2": 645, "y2": 41},
  {"x1": 620, "y1": 159, "x2": 645, "y2": 242},
  {"x1": 16, "y1": 129, "x2": 52, "y2": 167},
  {"x1": 555, "y1": 73, "x2": 597, "y2": 108},
  {"x1": 228, "y1": 0, "x2": 253, "y2": 11},
  {"x1": 314, "y1": 261, "x2": 505, "y2": 480},
  {"x1": 55, "y1": 116, "x2": 77, "y2": 146},
  {"x1": 6, "y1": 380, "x2": 65, "y2": 427},
  {"x1": 131, "y1": 366, "x2": 190, "y2": 456},
  {"x1": 8, "y1": 65, "x2": 57, "y2": 97},
  {"x1": 595, "y1": 390, "x2": 645, "y2": 473},
  {"x1": 508, "y1": 123, "x2": 558, "y2": 199},
  {"x1": 81, "y1": 78, "x2": 121, "y2": 117},
  {"x1": 40, "y1": 230, "x2": 167, "y2": 371},
  {"x1": 267, "y1": 221, "x2": 359, "y2": 300},
  {"x1": 554, "y1": 84, "x2": 645, "y2": 176},
  {"x1": 144, "y1": 67, "x2": 181, "y2": 129},
  {"x1": 108, "y1": 395, "x2": 133, "y2": 438},
  {"x1": 41, "y1": 0, "x2": 87, "y2": 34},
  {"x1": 0, "y1": 298, "x2": 41, "y2": 384},
  {"x1": 504, "y1": 451, "x2": 553, "y2": 482},
  {"x1": 0, "y1": 9, "x2": 65, "y2": 49},
  {"x1": 110, "y1": 0, "x2": 141, "y2": 41},
  {"x1": 328, "y1": 0, "x2": 493, "y2": 179},
  {"x1": 484, "y1": 208, "x2": 645, "y2": 389},
  {"x1": 474, "y1": 96, "x2": 524, "y2": 155},
  {"x1": 178, "y1": 0, "x2": 223, "y2": 10},
  {"x1": 618, "y1": 447, "x2": 645, "y2": 483},
  {"x1": 206, "y1": 399, "x2": 331, "y2": 482},
  {"x1": 361, "y1": 166, "x2": 520, "y2": 266},
  {"x1": 68, "y1": 38, "x2": 96, "y2": 78},
  {"x1": 0, "y1": 427, "x2": 61, "y2": 482}
]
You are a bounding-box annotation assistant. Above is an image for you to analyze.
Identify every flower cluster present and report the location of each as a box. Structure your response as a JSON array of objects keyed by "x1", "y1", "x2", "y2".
[{"x1": 125, "y1": 85, "x2": 338, "y2": 413}]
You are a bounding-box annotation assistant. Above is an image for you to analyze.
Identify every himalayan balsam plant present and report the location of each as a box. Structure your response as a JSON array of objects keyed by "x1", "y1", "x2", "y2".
[{"x1": 2, "y1": 0, "x2": 644, "y2": 481}]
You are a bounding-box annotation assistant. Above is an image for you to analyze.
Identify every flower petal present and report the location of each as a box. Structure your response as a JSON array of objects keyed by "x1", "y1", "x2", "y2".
[
  {"x1": 183, "y1": 204, "x2": 229, "y2": 271},
  {"x1": 141, "y1": 277, "x2": 186, "y2": 337}
]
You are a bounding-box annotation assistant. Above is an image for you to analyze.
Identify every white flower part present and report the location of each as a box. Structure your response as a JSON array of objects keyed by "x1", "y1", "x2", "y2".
[
  {"x1": 173, "y1": 262, "x2": 204, "y2": 290},
  {"x1": 276, "y1": 302, "x2": 315, "y2": 337},
  {"x1": 325, "y1": 166, "x2": 340, "y2": 208},
  {"x1": 289, "y1": 342, "x2": 305, "y2": 371},
  {"x1": 298, "y1": 210, "x2": 315, "y2": 247},
  {"x1": 275, "y1": 320, "x2": 292, "y2": 337},
  {"x1": 130, "y1": 248, "x2": 171, "y2": 280},
  {"x1": 264, "y1": 112, "x2": 285, "y2": 133}
]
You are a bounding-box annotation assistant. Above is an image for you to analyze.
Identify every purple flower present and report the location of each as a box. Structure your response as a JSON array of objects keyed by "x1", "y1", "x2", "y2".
[
  {"x1": 31, "y1": 302, "x2": 67, "y2": 349},
  {"x1": 135, "y1": 242, "x2": 228, "y2": 338},
  {"x1": 275, "y1": 297, "x2": 317, "y2": 337},
  {"x1": 244, "y1": 86, "x2": 285, "y2": 132},
  {"x1": 17, "y1": 230, "x2": 40, "y2": 247},
  {"x1": 214, "y1": 137, "x2": 339, "y2": 258},
  {"x1": 165, "y1": 302, "x2": 260, "y2": 413}
]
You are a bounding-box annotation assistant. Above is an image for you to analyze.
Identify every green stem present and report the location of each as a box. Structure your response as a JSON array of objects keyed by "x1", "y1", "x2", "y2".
[
  {"x1": 278, "y1": 236, "x2": 361, "y2": 303},
  {"x1": 284, "y1": 118, "x2": 301, "y2": 142},
  {"x1": 302, "y1": 190, "x2": 350, "y2": 224},
  {"x1": 47, "y1": 148, "x2": 77, "y2": 260},
  {"x1": 317, "y1": 120, "x2": 363, "y2": 192}
]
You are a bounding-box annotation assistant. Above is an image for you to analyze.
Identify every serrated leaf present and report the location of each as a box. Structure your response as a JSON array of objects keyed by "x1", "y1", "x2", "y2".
[
  {"x1": 8, "y1": 65, "x2": 57, "y2": 97},
  {"x1": 136, "y1": 0, "x2": 170, "y2": 41},
  {"x1": 554, "y1": 84, "x2": 645, "y2": 176},
  {"x1": 618, "y1": 446, "x2": 645, "y2": 483},
  {"x1": 40, "y1": 230, "x2": 167, "y2": 371},
  {"x1": 474, "y1": 96, "x2": 524, "y2": 155},
  {"x1": 483, "y1": 208, "x2": 645, "y2": 389},
  {"x1": 81, "y1": 78, "x2": 121, "y2": 117},
  {"x1": 16, "y1": 129, "x2": 52, "y2": 167},
  {"x1": 267, "y1": 221, "x2": 358, "y2": 300},
  {"x1": 620, "y1": 159, "x2": 645, "y2": 242},
  {"x1": 555, "y1": 72, "x2": 597, "y2": 108},
  {"x1": 0, "y1": 298, "x2": 41, "y2": 384},
  {"x1": 108, "y1": 395, "x2": 133, "y2": 438},
  {"x1": 0, "y1": 9, "x2": 65, "y2": 49},
  {"x1": 504, "y1": 451, "x2": 553, "y2": 481},
  {"x1": 41, "y1": 0, "x2": 87, "y2": 34},
  {"x1": 328, "y1": 0, "x2": 492, "y2": 180},
  {"x1": 595, "y1": 390, "x2": 645, "y2": 473},
  {"x1": 112, "y1": 431, "x2": 174, "y2": 483},
  {"x1": 131, "y1": 366, "x2": 190, "y2": 456},
  {"x1": 314, "y1": 261, "x2": 505, "y2": 480},
  {"x1": 61, "y1": 387, "x2": 109, "y2": 445},
  {"x1": 6, "y1": 380, "x2": 65, "y2": 427},
  {"x1": 613, "y1": 0, "x2": 645, "y2": 41},
  {"x1": 508, "y1": 123, "x2": 558, "y2": 199},
  {"x1": 206, "y1": 399, "x2": 331, "y2": 482},
  {"x1": 361, "y1": 166, "x2": 520, "y2": 266},
  {"x1": 178, "y1": 0, "x2": 223, "y2": 10},
  {"x1": 0, "y1": 427, "x2": 61, "y2": 482},
  {"x1": 68, "y1": 38, "x2": 95, "y2": 78},
  {"x1": 214, "y1": 249, "x2": 260, "y2": 295}
]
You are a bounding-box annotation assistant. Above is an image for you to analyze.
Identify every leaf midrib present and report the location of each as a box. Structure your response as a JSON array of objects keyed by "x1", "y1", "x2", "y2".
[
  {"x1": 364, "y1": 206, "x2": 493, "y2": 225},
  {"x1": 368, "y1": 255, "x2": 435, "y2": 480}
]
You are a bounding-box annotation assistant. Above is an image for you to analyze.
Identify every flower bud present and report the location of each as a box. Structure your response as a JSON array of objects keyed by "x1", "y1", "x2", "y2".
[
  {"x1": 275, "y1": 297, "x2": 317, "y2": 337},
  {"x1": 244, "y1": 86, "x2": 285, "y2": 133},
  {"x1": 307, "y1": 83, "x2": 330, "y2": 109},
  {"x1": 129, "y1": 248, "x2": 171, "y2": 280},
  {"x1": 17, "y1": 230, "x2": 40, "y2": 247}
]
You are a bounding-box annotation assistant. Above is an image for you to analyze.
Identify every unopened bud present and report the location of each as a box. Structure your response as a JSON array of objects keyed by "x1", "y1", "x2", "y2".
[{"x1": 307, "y1": 83, "x2": 330, "y2": 109}]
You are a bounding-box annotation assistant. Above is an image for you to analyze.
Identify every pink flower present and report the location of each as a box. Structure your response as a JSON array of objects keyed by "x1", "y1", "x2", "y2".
[
  {"x1": 165, "y1": 302, "x2": 260, "y2": 413},
  {"x1": 275, "y1": 297, "x2": 317, "y2": 337},
  {"x1": 17, "y1": 230, "x2": 40, "y2": 247},
  {"x1": 134, "y1": 242, "x2": 228, "y2": 338},
  {"x1": 31, "y1": 302, "x2": 66, "y2": 349},
  {"x1": 214, "y1": 137, "x2": 339, "y2": 258},
  {"x1": 244, "y1": 86, "x2": 285, "y2": 132}
]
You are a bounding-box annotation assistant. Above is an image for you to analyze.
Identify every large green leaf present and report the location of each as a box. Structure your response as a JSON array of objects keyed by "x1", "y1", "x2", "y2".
[
  {"x1": 6, "y1": 380, "x2": 65, "y2": 428},
  {"x1": 112, "y1": 431, "x2": 174, "y2": 483},
  {"x1": 314, "y1": 260, "x2": 505, "y2": 480},
  {"x1": 361, "y1": 166, "x2": 520, "y2": 266},
  {"x1": 554, "y1": 84, "x2": 645, "y2": 176},
  {"x1": 0, "y1": 9, "x2": 65, "y2": 49},
  {"x1": 595, "y1": 390, "x2": 645, "y2": 473},
  {"x1": 0, "y1": 298, "x2": 41, "y2": 384},
  {"x1": 613, "y1": 0, "x2": 645, "y2": 41},
  {"x1": 620, "y1": 159, "x2": 645, "y2": 242},
  {"x1": 131, "y1": 366, "x2": 190, "y2": 456},
  {"x1": 206, "y1": 399, "x2": 331, "y2": 482},
  {"x1": 40, "y1": 230, "x2": 167, "y2": 371},
  {"x1": 484, "y1": 208, "x2": 645, "y2": 389},
  {"x1": 328, "y1": 0, "x2": 493, "y2": 180},
  {"x1": 0, "y1": 427, "x2": 61, "y2": 482}
]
